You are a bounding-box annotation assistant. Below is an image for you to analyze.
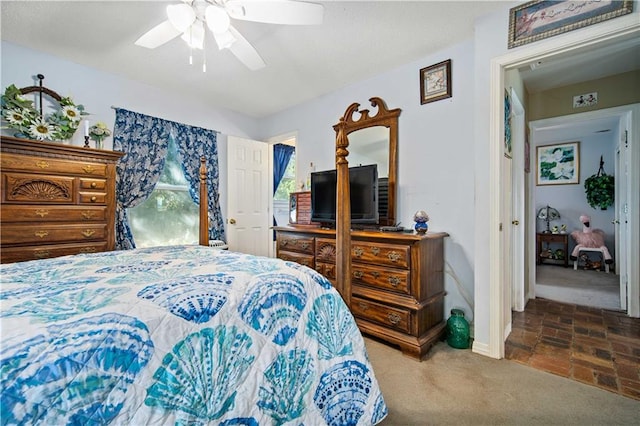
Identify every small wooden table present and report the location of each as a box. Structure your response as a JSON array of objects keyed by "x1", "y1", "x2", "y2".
[{"x1": 536, "y1": 232, "x2": 569, "y2": 267}]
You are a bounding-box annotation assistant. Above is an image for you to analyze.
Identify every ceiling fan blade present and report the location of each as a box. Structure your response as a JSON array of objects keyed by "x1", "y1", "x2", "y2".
[
  {"x1": 227, "y1": 26, "x2": 266, "y2": 70},
  {"x1": 225, "y1": 0, "x2": 323, "y2": 25},
  {"x1": 135, "y1": 20, "x2": 182, "y2": 49}
]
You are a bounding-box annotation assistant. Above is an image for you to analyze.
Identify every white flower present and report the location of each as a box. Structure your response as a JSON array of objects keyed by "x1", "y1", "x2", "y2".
[
  {"x1": 4, "y1": 108, "x2": 29, "y2": 125},
  {"x1": 62, "y1": 105, "x2": 81, "y2": 122},
  {"x1": 29, "y1": 119, "x2": 55, "y2": 140}
]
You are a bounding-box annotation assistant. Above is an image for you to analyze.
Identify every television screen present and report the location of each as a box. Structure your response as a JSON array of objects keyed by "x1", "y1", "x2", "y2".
[{"x1": 310, "y1": 164, "x2": 378, "y2": 224}]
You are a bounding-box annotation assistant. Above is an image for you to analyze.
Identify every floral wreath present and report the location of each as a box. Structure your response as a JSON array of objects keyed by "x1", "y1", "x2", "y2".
[{"x1": 1, "y1": 83, "x2": 89, "y2": 141}]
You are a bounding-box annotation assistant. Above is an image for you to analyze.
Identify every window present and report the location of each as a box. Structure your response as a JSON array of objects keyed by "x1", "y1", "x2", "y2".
[
  {"x1": 273, "y1": 150, "x2": 296, "y2": 227},
  {"x1": 128, "y1": 135, "x2": 199, "y2": 247}
]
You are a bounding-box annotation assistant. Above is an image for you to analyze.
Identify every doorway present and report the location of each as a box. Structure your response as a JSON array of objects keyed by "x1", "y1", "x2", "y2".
[
  {"x1": 529, "y1": 108, "x2": 631, "y2": 312},
  {"x1": 487, "y1": 22, "x2": 640, "y2": 359}
]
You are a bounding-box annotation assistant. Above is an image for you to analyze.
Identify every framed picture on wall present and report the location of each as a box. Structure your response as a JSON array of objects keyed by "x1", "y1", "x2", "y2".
[
  {"x1": 508, "y1": 0, "x2": 634, "y2": 49},
  {"x1": 536, "y1": 141, "x2": 580, "y2": 185},
  {"x1": 420, "y1": 59, "x2": 452, "y2": 104}
]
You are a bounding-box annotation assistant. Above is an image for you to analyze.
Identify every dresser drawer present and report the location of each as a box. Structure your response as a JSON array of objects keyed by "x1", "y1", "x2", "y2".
[
  {"x1": 1, "y1": 205, "x2": 107, "y2": 222},
  {"x1": 277, "y1": 233, "x2": 315, "y2": 255},
  {"x1": 3, "y1": 173, "x2": 75, "y2": 203},
  {"x1": 1, "y1": 152, "x2": 108, "y2": 177},
  {"x1": 1, "y1": 223, "x2": 107, "y2": 245},
  {"x1": 352, "y1": 241, "x2": 410, "y2": 269},
  {"x1": 278, "y1": 251, "x2": 315, "y2": 269},
  {"x1": 352, "y1": 263, "x2": 410, "y2": 295},
  {"x1": 79, "y1": 178, "x2": 107, "y2": 190},
  {"x1": 316, "y1": 261, "x2": 336, "y2": 280},
  {"x1": 351, "y1": 296, "x2": 411, "y2": 334},
  {"x1": 79, "y1": 192, "x2": 107, "y2": 204},
  {"x1": 0, "y1": 242, "x2": 108, "y2": 263}
]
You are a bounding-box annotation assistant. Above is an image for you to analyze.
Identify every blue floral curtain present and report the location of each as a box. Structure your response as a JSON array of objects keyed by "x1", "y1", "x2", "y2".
[
  {"x1": 113, "y1": 108, "x2": 170, "y2": 250},
  {"x1": 272, "y1": 144, "x2": 295, "y2": 239},
  {"x1": 171, "y1": 123, "x2": 225, "y2": 242}
]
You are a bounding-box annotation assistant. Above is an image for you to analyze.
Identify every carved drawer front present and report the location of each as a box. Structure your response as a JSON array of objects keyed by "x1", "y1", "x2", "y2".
[
  {"x1": 316, "y1": 261, "x2": 336, "y2": 280},
  {"x1": 3, "y1": 173, "x2": 75, "y2": 204},
  {"x1": 79, "y1": 178, "x2": 107, "y2": 190},
  {"x1": 0, "y1": 242, "x2": 108, "y2": 263},
  {"x1": 315, "y1": 238, "x2": 337, "y2": 263},
  {"x1": 1, "y1": 223, "x2": 107, "y2": 245},
  {"x1": 1, "y1": 152, "x2": 108, "y2": 177},
  {"x1": 351, "y1": 296, "x2": 411, "y2": 334},
  {"x1": 79, "y1": 192, "x2": 107, "y2": 204},
  {"x1": 351, "y1": 241, "x2": 410, "y2": 269},
  {"x1": 278, "y1": 251, "x2": 315, "y2": 269},
  {"x1": 1, "y1": 205, "x2": 107, "y2": 223},
  {"x1": 351, "y1": 263, "x2": 410, "y2": 295},
  {"x1": 277, "y1": 233, "x2": 314, "y2": 255}
]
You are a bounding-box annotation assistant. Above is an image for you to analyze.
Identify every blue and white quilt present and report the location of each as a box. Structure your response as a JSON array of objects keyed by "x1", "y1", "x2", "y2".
[{"x1": 0, "y1": 245, "x2": 387, "y2": 425}]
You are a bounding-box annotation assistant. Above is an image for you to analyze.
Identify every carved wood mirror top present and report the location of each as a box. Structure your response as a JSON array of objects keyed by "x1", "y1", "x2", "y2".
[{"x1": 333, "y1": 97, "x2": 401, "y2": 226}]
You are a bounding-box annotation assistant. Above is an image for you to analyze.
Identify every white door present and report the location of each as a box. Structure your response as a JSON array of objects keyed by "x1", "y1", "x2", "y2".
[
  {"x1": 502, "y1": 152, "x2": 513, "y2": 339},
  {"x1": 227, "y1": 136, "x2": 270, "y2": 257},
  {"x1": 616, "y1": 122, "x2": 629, "y2": 310},
  {"x1": 510, "y1": 89, "x2": 526, "y2": 312}
]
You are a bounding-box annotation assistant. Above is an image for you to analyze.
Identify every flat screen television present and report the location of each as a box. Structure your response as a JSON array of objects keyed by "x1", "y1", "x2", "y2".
[{"x1": 310, "y1": 164, "x2": 379, "y2": 225}]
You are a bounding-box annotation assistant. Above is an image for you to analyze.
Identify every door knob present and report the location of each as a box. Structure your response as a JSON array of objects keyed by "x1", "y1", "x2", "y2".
[
  {"x1": 512, "y1": 220, "x2": 520, "y2": 225},
  {"x1": 612, "y1": 219, "x2": 619, "y2": 224},
  {"x1": 229, "y1": 218, "x2": 236, "y2": 224}
]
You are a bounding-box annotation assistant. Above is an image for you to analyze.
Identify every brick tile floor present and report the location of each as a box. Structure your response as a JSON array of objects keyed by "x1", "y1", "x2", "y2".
[{"x1": 505, "y1": 298, "x2": 640, "y2": 400}]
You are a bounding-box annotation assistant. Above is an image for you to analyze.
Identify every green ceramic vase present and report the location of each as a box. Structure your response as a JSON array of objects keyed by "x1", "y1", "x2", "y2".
[{"x1": 446, "y1": 308, "x2": 470, "y2": 349}]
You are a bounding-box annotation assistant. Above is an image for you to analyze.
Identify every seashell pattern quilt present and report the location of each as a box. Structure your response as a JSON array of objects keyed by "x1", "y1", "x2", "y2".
[{"x1": 0, "y1": 245, "x2": 387, "y2": 425}]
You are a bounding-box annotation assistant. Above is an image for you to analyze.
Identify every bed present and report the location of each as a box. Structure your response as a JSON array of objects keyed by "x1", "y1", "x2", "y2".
[{"x1": 0, "y1": 161, "x2": 387, "y2": 425}]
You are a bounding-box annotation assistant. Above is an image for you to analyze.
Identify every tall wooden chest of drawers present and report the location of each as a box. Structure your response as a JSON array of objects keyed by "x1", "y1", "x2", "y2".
[
  {"x1": 1, "y1": 136, "x2": 124, "y2": 263},
  {"x1": 275, "y1": 226, "x2": 448, "y2": 359}
]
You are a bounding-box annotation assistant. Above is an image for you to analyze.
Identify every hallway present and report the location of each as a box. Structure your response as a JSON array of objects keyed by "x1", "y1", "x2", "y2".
[{"x1": 505, "y1": 298, "x2": 640, "y2": 400}]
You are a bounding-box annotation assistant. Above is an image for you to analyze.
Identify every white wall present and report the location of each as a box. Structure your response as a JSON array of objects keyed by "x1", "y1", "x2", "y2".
[
  {"x1": 258, "y1": 39, "x2": 477, "y2": 323},
  {"x1": 1, "y1": 41, "x2": 264, "y2": 223}
]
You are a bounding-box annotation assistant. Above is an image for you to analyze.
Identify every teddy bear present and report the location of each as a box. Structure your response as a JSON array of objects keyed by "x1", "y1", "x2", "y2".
[{"x1": 569, "y1": 214, "x2": 613, "y2": 264}]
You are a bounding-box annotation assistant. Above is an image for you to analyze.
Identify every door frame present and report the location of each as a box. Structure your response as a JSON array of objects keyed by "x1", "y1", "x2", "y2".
[{"x1": 488, "y1": 18, "x2": 640, "y2": 358}]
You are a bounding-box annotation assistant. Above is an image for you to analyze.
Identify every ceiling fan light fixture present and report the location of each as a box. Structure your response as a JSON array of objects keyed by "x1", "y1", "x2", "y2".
[
  {"x1": 167, "y1": 4, "x2": 196, "y2": 32},
  {"x1": 181, "y1": 20, "x2": 205, "y2": 50},
  {"x1": 205, "y1": 5, "x2": 231, "y2": 34}
]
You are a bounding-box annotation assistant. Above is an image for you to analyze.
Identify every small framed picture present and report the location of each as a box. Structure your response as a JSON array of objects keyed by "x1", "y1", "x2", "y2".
[
  {"x1": 536, "y1": 141, "x2": 580, "y2": 186},
  {"x1": 420, "y1": 59, "x2": 452, "y2": 105}
]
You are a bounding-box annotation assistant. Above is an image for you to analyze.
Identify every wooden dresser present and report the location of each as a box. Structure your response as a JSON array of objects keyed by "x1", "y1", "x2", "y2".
[
  {"x1": 275, "y1": 226, "x2": 448, "y2": 359},
  {"x1": 1, "y1": 136, "x2": 124, "y2": 263}
]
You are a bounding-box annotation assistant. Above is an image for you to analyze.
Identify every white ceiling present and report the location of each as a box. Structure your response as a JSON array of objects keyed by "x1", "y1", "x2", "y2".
[{"x1": 1, "y1": 1, "x2": 638, "y2": 119}]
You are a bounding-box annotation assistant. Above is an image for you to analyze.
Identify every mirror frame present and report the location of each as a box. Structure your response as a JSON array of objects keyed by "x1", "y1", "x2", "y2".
[{"x1": 333, "y1": 97, "x2": 401, "y2": 227}]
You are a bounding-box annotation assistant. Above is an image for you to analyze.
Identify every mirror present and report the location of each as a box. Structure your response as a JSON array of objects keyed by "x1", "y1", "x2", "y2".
[{"x1": 333, "y1": 97, "x2": 400, "y2": 227}]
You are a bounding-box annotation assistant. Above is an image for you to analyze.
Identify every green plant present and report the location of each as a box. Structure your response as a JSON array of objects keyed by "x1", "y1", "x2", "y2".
[{"x1": 584, "y1": 172, "x2": 614, "y2": 210}]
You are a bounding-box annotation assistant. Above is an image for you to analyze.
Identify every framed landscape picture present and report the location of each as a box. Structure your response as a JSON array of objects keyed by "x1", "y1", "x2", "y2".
[
  {"x1": 508, "y1": 0, "x2": 634, "y2": 49},
  {"x1": 536, "y1": 141, "x2": 580, "y2": 186}
]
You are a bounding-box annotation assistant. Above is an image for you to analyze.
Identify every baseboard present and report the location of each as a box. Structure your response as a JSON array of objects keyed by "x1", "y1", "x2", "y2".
[{"x1": 472, "y1": 340, "x2": 491, "y2": 357}]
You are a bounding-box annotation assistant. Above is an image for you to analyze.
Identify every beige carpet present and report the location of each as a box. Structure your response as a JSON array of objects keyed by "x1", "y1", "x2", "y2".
[
  {"x1": 535, "y1": 264, "x2": 620, "y2": 310},
  {"x1": 366, "y1": 338, "x2": 639, "y2": 425}
]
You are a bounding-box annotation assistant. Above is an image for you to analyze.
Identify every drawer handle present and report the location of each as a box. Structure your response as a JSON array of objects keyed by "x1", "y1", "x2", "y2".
[
  {"x1": 353, "y1": 247, "x2": 364, "y2": 257},
  {"x1": 371, "y1": 271, "x2": 380, "y2": 279},
  {"x1": 353, "y1": 270, "x2": 363, "y2": 279},
  {"x1": 34, "y1": 250, "x2": 51, "y2": 259},
  {"x1": 83, "y1": 165, "x2": 96, "y2": 174},
  {"x1": 79, "y1": 247, "x2": 97, "y2": 254},
  {"x1": 388, "y1": 276, "x2": 401, "y2": 287},
  {"x1": 35, "y1": 160, "x2": 50, "y2": 169},
  {"x1": 82, "y1": 230, "x2": 96, "y2": 238},
  {"x1": 387, "y1": 251, "x2": 401, "y2": 262},
  {"x1": 90, "y1": 196, "x2": 97, "y2": 203},
  {"x1": 301, "y1": 260, "x2": 312, "y2": 267},
  {"x1": 34, "y1": 209, "x2": 50, "y2": 218},
  {"x1": 358, "y1": 302, "x2": 369, "y2": 311},
  {"x1": 281, "y1": 239, "x2": 290, "y2": 246},
  {"x1": 81, "y1": 211, "x2": 95, "y2": 220},
  {"x1": 371, "y1": 247, "x2": 380, "y2": 256},
  {"x1": 300, "y1": 241, "x2": 309, "y2": 250},
  {"x1": 387, "y1": 313, "x2": 401, "y2": 325},
  {"x1": 90, "y1": 182, "x2": 97, "y2": 188},
  {"x1": 34, "y1": 230, "x2": 49, "y2": 238}
]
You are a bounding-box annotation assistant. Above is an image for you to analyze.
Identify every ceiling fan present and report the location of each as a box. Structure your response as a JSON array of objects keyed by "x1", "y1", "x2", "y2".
[{"x1": 135, "y1": 0, "x2": 324, "y2": 71}]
